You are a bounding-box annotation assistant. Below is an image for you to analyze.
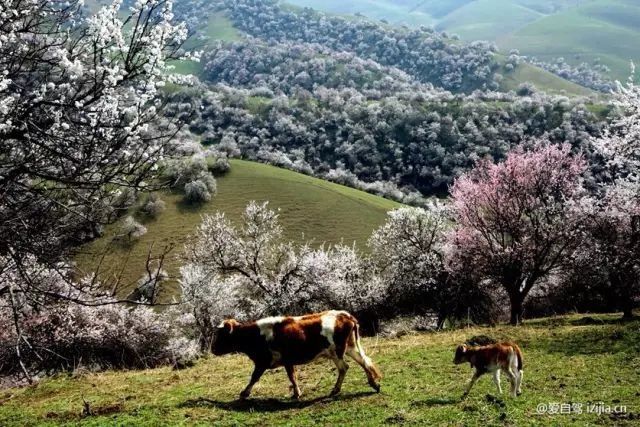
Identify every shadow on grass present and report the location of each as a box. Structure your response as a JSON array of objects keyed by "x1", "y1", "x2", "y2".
[
  {"x1": 175, "y1": 198, "x2": 207, "y2": 214},
  {"x1": 569, "y1": 315, "x2": 638, "y2": 326},
  {"x1": 179, "y1": 391, "x2": 375, "y2": 413},
  {"x1": 528, "y1": 323, "x2": 639, "y2": 356},
  {"x1": 410, "y1": 396, "x2": 460, "y2": 407},
  {"x1": 524, "y1": 315, "x2": 636, "y2": 329}
]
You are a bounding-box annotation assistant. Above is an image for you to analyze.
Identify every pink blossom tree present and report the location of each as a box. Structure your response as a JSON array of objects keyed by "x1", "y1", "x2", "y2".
[{"x1": 448, "y1": 144, "x2": 587, "y2": 324}]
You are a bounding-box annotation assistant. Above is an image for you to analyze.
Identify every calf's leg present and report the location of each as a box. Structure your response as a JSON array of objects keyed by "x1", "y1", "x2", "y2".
[
  {"x1": 516, "y1": 370, "x2": 523, "y2": 395},
  {"x1": 240, "y1": 365, "x2": 266, "y2": 400},
  {"x1": 462, "y1": 371, "x2": 481, "y2": 398},
  {"x1": 492, "y1": 370, "x2": 502, "y2": 394},
  {"x1": 505, "y1": 368, "x2": 518, "y2": 398}
]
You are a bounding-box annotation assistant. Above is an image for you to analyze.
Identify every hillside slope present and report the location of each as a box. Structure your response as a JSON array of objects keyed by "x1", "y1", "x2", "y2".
[
  {"x1": 74, "y1": 160, "x2": 402, "y2": 294},
  {"x1": 287, "y1": 0, "x2": 638, "y2": 84},
  {"x1": 165, "y1": 3, "x2": 597, "y2": 97},
  {"x1": 499, "y1": 0, "x2": 640, "y2": 82},
  {"x1": 1, "y1": 313, "x2": 638, "y2": 426}
]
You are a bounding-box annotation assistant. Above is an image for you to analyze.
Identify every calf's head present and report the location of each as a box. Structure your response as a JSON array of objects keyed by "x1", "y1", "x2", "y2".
[
  {"x1": 453, "y1": 344, "x2": 469, "y2": 364},
  {"x1": 212, "y1": 319, "x2": 240, "y2": 356}
]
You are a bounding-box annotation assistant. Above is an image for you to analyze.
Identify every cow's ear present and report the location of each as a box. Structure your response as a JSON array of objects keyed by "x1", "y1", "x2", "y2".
[{"x1": 217, "y1": 320, "x2": 234, "y2": 334}]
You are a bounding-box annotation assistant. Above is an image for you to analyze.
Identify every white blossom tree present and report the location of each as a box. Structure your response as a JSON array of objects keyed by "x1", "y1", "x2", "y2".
[
  {"x1": 180, "y1": 201, "x2": 385, "y2": 345},
  {"x1": 369, "y1": 206, "x2": 448, "y2": 315},
  {"x1": 589, "y1": 72, "x2": 640, "y2": 318},
  {"x1": 0, "y1": 0, "x2": 194, "y2": 380},
  {"x1": 182, "y1": 201, "x2": 315, "y2": 317},
  {"x1": 596, "y1": 68, "x2": 640, "y2": 183}
]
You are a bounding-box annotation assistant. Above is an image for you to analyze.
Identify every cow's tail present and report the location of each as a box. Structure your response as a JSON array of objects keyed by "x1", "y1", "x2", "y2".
[{"x1": 353, "y1": 320, "x2": 382, "y2": 380}]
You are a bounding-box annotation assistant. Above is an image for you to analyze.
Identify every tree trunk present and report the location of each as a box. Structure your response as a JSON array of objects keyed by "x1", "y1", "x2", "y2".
[
  {"x1": 622, "y1": 301, "x2": 634, "y2": 320},
  {"x1": 610, "y1": 273, "x2": 634, "y2": 320},
  {"x1": 509, "y1": 293, "x2": 524, "y2": 326}
]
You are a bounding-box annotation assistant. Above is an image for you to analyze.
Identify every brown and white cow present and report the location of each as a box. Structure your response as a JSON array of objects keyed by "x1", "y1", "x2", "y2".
[
  {"x1": 453, "y1": 341, "x2": 523, "y2": 398},
  {"x1": 213, "y1": 310, "x2": 382, "y2": 400}
]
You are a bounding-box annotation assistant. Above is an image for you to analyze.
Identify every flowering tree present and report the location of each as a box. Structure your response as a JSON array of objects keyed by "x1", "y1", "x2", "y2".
[
  {"x1": 448, "y1": 144, "x2": 587, "y2": 324},
  {"x1": 181, "y1": 202, "x2": 315, "y2": 338},
  {"x1": 369, "y1": 207, "x2": 448, "y2": 319},
  {"x1": 596, "y1": 70, "x2": 640, "y2": 183},
  {"x1": 0, "y1": 0, "x2": 193, "y2": 380},
  {"x1": 587, "y1": 70, "x2": 640, "y2": 319},
  {"x1": 574, "y1": 182, "x2": 640, "y2": 319},
  {"x1": 1, "y1": 0, "x2": 190, "y2": 264},
  {"x1": 181, "y1": 201, "x2": 385, "y2": 347}
]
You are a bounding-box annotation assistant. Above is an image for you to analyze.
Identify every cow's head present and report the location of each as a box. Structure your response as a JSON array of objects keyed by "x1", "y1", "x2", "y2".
[
  {"x1": 453, "y1": 344, "x2": 469, "y2": 364},
  {"x1": 212, "y1": 319, "x2": 240, "y2": 356}
]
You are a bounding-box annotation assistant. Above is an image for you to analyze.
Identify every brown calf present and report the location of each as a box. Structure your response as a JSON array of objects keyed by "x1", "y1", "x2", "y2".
[
  {"x1": 213, "y1": 310, "x2": 382, "y2": 400},
  {"x1": 454, "y1": 341, "x2": 523, "y2": 398}
]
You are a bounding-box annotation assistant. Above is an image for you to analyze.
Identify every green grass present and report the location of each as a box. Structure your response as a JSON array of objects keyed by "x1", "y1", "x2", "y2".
[
  {"x1": 2, "y1": 313, "x2": 639, "y2": 426},
  {"x1": 172, "y1": 12, "x2": 243, "y2": 77},
  {"x1": 286, "y1": 0, "x2": 436, "y2": 27},
  {"x1": 437, "y1": 0, "x2": 543, "y2": 42},
  {"x1": 73, "y1": 160, "x2": 401, "y2": 295},
  {"x1": 498, "y1": 60, "x2": 596, "y2": 97},
  {"x1": 499, "y1": 0, "x2": 640, "y2": 82},
  {"x1": 203, "y1": 13, "x2": 242, "y2": 43}
]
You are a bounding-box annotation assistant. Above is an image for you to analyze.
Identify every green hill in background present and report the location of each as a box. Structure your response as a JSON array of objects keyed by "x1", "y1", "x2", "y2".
[
  {"x1": 74, "y1": 160, "x2": 401, "y2": 294},
  {"x1": 172, "y1": 7, "x2": 598, "y2": 97},
  {"x1": 287, "y1": 0, "x2": 640, "y2": 83}
]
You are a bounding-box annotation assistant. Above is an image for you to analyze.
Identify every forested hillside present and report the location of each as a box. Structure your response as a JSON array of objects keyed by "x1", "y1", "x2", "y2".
[
  {"x1": 288, "y1": 0, "x2": 640, "y2": 83},
  {"x1": 162, "y1": 0, "x2": 610, "y2": 202}
]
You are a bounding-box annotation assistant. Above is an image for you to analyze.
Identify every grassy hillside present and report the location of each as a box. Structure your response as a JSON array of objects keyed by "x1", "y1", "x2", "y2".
[
  {"x1": 285, "y1": 0, "x2": 437, "y2": 27},
  {"x1": 437, "y1": 0, "x2": 542, "y2": 42},
  {"x1": 74, "y1": 160, "x2": 401, "y2": 295},
  {"x1": 499, "y1": 0, "x2": 640, "y2": 82},
  {"x1": 497, "y1": 59, "x2": 595, "y2": 96},
  {"x1": 287, "y1": 0, "x2": 639, "y2": 84},
  {"x1": 2, "y1": 313, "x2": 638, "y2": 426},
  {"x1": 173, "y1": 12, "x2": 243, "y2": 76}
]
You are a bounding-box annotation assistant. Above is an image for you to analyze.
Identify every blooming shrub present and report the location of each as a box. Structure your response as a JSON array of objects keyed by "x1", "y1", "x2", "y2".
[
  {"x1": 119, "y1": 216, "x2": 147, "y2": 241},
  {"x1": 141, "y1": 194, "x2": 167, "y2": 218}
]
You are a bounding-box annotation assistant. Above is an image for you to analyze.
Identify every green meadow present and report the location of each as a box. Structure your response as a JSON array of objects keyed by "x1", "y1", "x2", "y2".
[
  {"x1": 74, "y1": 160, "x2": 401, "y2": 296},
  {"x1": 499, "y1": 0, "x2": 640, "y2": 82},
  {"x1": 2, "y1": 313, "x2": 638, "y2": 426}
]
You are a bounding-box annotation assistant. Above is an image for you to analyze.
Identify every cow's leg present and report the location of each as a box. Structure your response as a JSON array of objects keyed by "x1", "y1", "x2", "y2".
[
  {"x1": 346, "y1": 346, "x2": 380, "y2": 392},
  {"x1": 505, "y1": 368, "x2": 518, "y2": 398},
  {"x1": 492, "y1": 370, "x2": 502, "y2": 394},
  {"x1": 285, "y1": 365, "x2": 301, "y2": 400},
  {"x1": 240, "y1": 365, "x2": 266, "y2": 400},
  {"x1": 329, "y1": 352, "x2": 349, "y2": 396},
  {"x1": 462, "y1": 371, "x2": 481, "y2": 398}
]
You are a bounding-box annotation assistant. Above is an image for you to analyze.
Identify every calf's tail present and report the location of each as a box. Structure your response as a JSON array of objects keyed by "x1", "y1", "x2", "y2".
[{"x1": 515, "y1": 345, "x2": 523, "y2": 371}]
